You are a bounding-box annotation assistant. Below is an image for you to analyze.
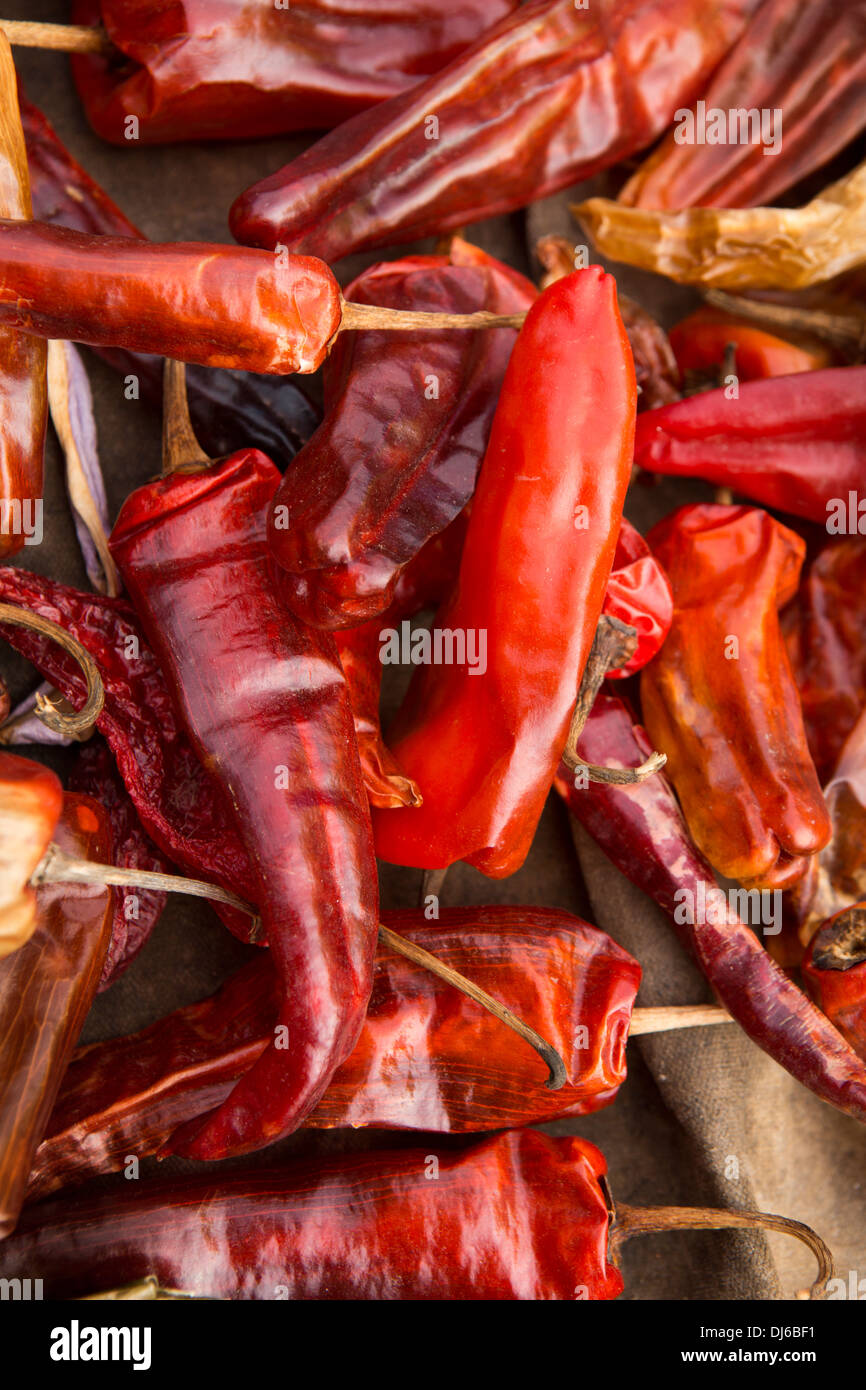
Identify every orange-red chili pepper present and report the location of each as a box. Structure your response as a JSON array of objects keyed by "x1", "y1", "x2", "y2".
[
  {"x1": 0, "y1": 750, "x2": 62, "y2": 958},
  {"x1": 670, "y1": 307, "x2": 831, "y2": 383}
]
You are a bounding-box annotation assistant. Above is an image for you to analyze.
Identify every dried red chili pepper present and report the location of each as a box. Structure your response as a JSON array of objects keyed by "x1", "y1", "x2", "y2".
[
  {"x1": 641, "y1": 504, "x2": 830, "y2": 890},
  {"x1": 28, "y1": 905, "x2": 641, "y2": 1200},
  {"x1": 68, "y1": 741, "x2": 169, "y2": 990},
  {"x1": 670, "y1": 308, "x2": 832, "y2": 384},
  {"x1": 620, "y1": 0, "x2": 866, "y2": 212},
  {"x1": 110, "y1": 443, "x2": 379, "y2": 1159},
  {"x1": 269, "y1": 244, "x2": 536, "y2": 628},
  {"x1": 633, "y1": 366, "x2": 866, "y2": 525},
  {"x1": 556, "y1": 691, "x2": 866, "y2": 1126},
  {"x1": 782, "y1": 537, "x2": 866, "y2": 786},
  {"x1": 1, "y1": 1128, "x2": 833, "y2": 1299},
  {"x1": 0, "y1": 792, "x2": 113, "y2": 1238},
  {"x1": 0, "y1": 39, "x2": 46, "y2": 562},
  {"x1": 66, "y1": 0, "x2": 516, "y2": 144},
  {"x1": 602, "y1": 522, "x2": 672, "y2": 680},
  {"x1": 0, "y1": 567, "x2": 259, "y2": 942},
  {"x1": 230, "y1": 0, "x2": 758, "y2": 262},
  {"x1": 373, "y1": 268, "x2": 636, "y2": 876},
  {"x1": 0, "y1": 749, "x2": 62, "y2": 957},
  {"x1": 20, "y1": 86, "x2": 320, "y2": 467},
  {"x1": 803, "y1": 905, "x2": 866, "y2": 1062}
]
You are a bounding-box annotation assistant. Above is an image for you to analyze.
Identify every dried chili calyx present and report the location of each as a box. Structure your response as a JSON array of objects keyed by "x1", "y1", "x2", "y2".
[{"x1": 811, "y1": 906, "x2": 866, "y2": 973}]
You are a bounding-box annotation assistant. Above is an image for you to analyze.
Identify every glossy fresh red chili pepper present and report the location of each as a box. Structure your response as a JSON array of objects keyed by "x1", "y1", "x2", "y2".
[
  {"x1": 269, "y1": 245, "x2": 536, "y2": 628},
  {"x1": 20, "y1": 87, "x2": 321, "y2": 467},
  {"x1": 782, "y1": 537, "x2": 866, "y2": 786},
  {"x1": 0, "y1": 750, "x2": 62, "y2": 958},
  {"x1": 633, "y1": 366, "x2": 866, "y2": 525},
  {"x1": 68, "y1": 741, "x2": 169, "y2": 990},
  {"x1": 803, "y1": 905, "x2": 866, "y2": 1062},
  {"x1": 27, "y1": 905, "x2": 640, "y2": 1201},
  {"x1": 641, "y1": 504, "x2": 830, "y2": 890},
  {"x1": 231, "y1": 0, "x2": 758, "y2": 262},
  {"x1": 620, "y1": 0, "x2": 866, "y2": 211},
  {"x1": 555, "y1": 691, "x2": 866, "y2": 1126},
  {"x1": 5, "y1": 1130, "x2": 622, "y2": 1299},
  {"x1": 0, "y1": 567, "x2": 258, "y2": 941},
  {"x1": 670, "y1": 308, "x2": 832, "y2": 383},
  {"x1": 110, "y1": 449, "x2": 379, "y2": 1159},
  {"x1": 373, "y1": 268, "x2": 635, "y2": 877},
  {"x1": 0, "y1": 221, "x2": 341, "y2": 374},
  {"x1": 0, "y1": 792, "x2": 113, "y2": 1237},
  {"x1": 70, "y1": 0, "x2": 517, "y2": 144}
]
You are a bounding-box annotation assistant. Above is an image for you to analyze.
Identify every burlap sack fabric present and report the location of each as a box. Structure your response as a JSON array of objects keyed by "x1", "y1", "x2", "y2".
[{"x1": 6, "y1": 0, "x2": 865, "y2": 1300}]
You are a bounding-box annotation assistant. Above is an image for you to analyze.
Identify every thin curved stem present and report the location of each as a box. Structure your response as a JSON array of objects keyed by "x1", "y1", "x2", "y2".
[
  {"x1": 562, "y1": 614, "x2": 666, "y2": 785},
  {"x1": 340, "y1": 300, "x2": 528, "y2": 334},
  {"x1": 378, "y1": 923, "x2": 567, "y2": 1090},
  {"x1": 162, "y1": 360, "x2": 211, "y2": 476},
  {"x1": 703, "y1": 288, "x2": 866, "y2": 357},
  {"x1": 0, "y1": 603, "x2": 104, "y2": 735},
  {"x1": 611, "y1": 1203, "x2": 835, "y2": 1300},
  {"x1": 0, "y1": 20, "x2": 111, "y2": 54},
  {"x1": 628, "y1": 1004, "x2": 731, "y2": 1035}
]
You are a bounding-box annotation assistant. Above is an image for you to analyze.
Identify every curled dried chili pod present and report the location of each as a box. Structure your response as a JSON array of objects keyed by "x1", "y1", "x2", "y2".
[
  {"x1": 20, "y1": 86, "x2": 320, "y2": 467},
  {"x1": 556, "y1": 690, "x2": 866, "y2": 1126},
  {"x1": 803, "y1": 904, "x2": 866, "y2": 1061},
  {"x1": 641, "y1": 504, "x2": 830, "y2": 890},
  {"x1": 0, "y1": 1130, "x2": 834, "y2": 1299},
  {"x1": 229, "y1": 0, "x2": 758, "y2": 262},
  {"x1": 270, "y1": 244, "x2": 536, "y2": 628},
  {"x1": 0, "y1": 792, "x2": 113, "y2": 1238},
  {"x1": 619, "y1": 0, "x2": 866, "y2": 213}
]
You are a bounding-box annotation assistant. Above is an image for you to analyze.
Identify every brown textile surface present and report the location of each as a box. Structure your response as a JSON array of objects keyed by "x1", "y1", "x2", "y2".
[{"x1": 3, "y1": 0, "x2": 864, "y2": 1301}]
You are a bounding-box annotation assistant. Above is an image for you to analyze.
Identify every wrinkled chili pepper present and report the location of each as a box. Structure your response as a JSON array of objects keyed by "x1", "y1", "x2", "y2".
[
  {"x1": 670, "y1": 308, "x2": 832, "y2": 384},
  {"x1": 269, "y1": 244, "x2": 536, "y2": 628},
  {"x1": 230, "y1": 0, "x2": 758, "y2": 262},
  {"x1": 803, "y1": 905, "x2": 866, "y2": 1063},
  {"x1": 602, "y1": 522, "x2": 673, "y2": 680},
  {"x1": 110, "y1": 447, "x2": 379, "y2": 1159},
  {"x1": 0, "y1": 38, "x2": 46, "y2": 562},
  {"x1": 576, "y1": 161, "x2": 866, "y2": 292},
  {"x1": 20, "y1": 87, "x2": 320, "y2": 467},
  {"x1": 68, "y1": 741, "x2": 169, "y2": 990},
  {"x1": 782, "y1": 537, "x2": 866, "y2": 785},
  {"x1": 27, "y1": 905, "x2": 640, "y2": 1201},
  {"x1": 373, "y1": 268, "x2": 635, "y2": 877},
  {"x1": 0, "y1": 566, "x2": 258, "y2": 942},
  {"x1": 69, "y1": 0, "x2": 517, "y2": 144},
  {"x1": 0, "y1": 792, "x2": 112, "y2": 1238},
  {"x1": 535, "y1": 235, "x2": 680, "y2": 410},
  {"x1": 633, "y1": 366, "x2": 866, "y2": 525},
  {"x1": 619, "y1": 0, "x2": 866, "y2": 213},
  {"x1": 556, "y1": 691, "x2": 866, "y2": 1126},
  {"x1": 640, "y1": 504, "x2": 829, "y2": 890},
  {"x1": 0, "y1": 750, "x2": 62, "y2": 958}
]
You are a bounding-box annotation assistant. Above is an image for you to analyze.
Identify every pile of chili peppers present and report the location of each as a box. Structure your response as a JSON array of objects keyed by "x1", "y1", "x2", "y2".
[{"x1": 1, "y1": 0, "x2": 866, "y2": 1304}]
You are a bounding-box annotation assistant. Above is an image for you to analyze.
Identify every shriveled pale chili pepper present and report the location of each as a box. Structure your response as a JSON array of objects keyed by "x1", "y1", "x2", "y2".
[
  {"x1": 575, "y1": 161, "x2": 866, "y2": 292},
  {"x1": 0, "y1": 750, "x2": 62, "y2": 958},
  {"x1": 0, "y1": 37, "x2": 46, "y2": 562},
  {"x1": 640, "y1": 504, "x2": 830, "y2": 890},
  {"x1": 782, "y1": 537, "x2": 866, "y2": 785},
  {"x1": 556, "y1": 691, "x2": 866, "y2": 1126},
  {"x1": 373, "y1": 267, "x2": 636, "y2": 877},
  {"x1": 0, "y1": 1129, "x2": 833, "y2": 1299},
  {"x1": 0, "y1": 792, "x2": 113, "y2": 1238},
  {"x1": 20, "y1": 87, "x2": 320, "y2": 467},
  {"x1": 633, "y1": 366, "x2": 866, "y2": 525},
  {"x1": 56, "y1": 0, "x2": 518, "y2": 144},
  {"x1": 230, "y1": 0, "x2": 758, "y2": 263},
  {"x1": 670, "y1": 308, "x2": 831, "y2": 383},
  {"x1": 620, "y1": 0, "x2": 866, "y2": 213},
  {"x1": 28, "y1": 905, "x2": 646, "y2": 1200},
  {"x1": 803, "y1": 904, "x2": 866, "y2": 1063},
  {"x1": 110, "y1": 425, "x2": 379, "y2": 1159},
  {"x1": 270, "y1": 244, "x2": 536, "y2": 628}
]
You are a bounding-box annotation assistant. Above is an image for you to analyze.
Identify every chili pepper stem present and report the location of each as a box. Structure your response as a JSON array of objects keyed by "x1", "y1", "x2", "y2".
[
  {"x1": 378, "y1": 922, "x2": 567, "y2": 1090},
  {"x1": 162, "y1": 360, "x2": 211, "y2": 476},
  {"x1": 419, "y1": 866, "x2": 449, "y2": 906},
  {"x1": 339, "y1": 300, "x2": 528, "y2": 335},
  {"x1": 610, "y1": 1202, "x2": 835, "y2": 1300},
  {"x1": 0, "y1": 603, "x2": 104, "y2": 736},
  {"x1": 80, "y1": 1276, "x2": 199, "y2": 1301},
  {"x1": 563, "y1": 614, "x2": 666, "y2": 785},
  {"x1": 0, "y1": 20, "x2": 111, "y2": 54},
  {"x1": 704, "y1": 289, "x2": 866, "y2": 358},
  {"x1": 628, "y1": 1004, "x2": 730, "y2": 1034}
]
